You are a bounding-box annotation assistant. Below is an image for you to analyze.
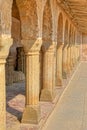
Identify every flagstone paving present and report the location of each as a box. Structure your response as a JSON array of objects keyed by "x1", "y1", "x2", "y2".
[{"x1": 43, "y1": 62, "x2": 87, "y2": 130}]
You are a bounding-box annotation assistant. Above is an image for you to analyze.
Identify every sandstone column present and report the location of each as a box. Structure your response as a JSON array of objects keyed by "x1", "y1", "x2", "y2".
[
  {"x1": 77, "y1": 45, "x2": 80, "y2": 61},
  {"x1": 0, "y1": 37, "x2": 12, "y2": 130},
  {"x1": 56, "y1": 44, "x2": 63, "y2": 86},
  {"x1": 21, "y1": 39, "x2": 42, "y2": 124},
  {"x1": 40, "y1": 43, "x2": 56, "y2": 102},
  {"x1": 67, "y1": 45, "x2": 71, "y2": 74},
  {"x1": 73, "y1": 45, "x2": 76, "y2": 66},
  {"x1": 62, "y1": 45, "x2": 68, "y2": 79},
  {"x1": 72, "y1": 45, "x2": 76, "y2": 67},
  {"x1": 74, "y1": 45, "x2": 78, "y2": 64},
  {"x1": 75, "y1": 45, "x2": 80, "y2": 62},
  {"x1": 70, "y1": 46, "x2": 73, "y2": 70}
]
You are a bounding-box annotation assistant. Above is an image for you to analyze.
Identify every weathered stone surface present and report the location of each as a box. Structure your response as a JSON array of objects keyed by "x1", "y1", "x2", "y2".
[
  {"x1": 40, "y1": 43, "x2": 56, "y2": 102},
  {"x1": 0, "y1": 37, "x2": 12, "y2": 130},
  {"x1": 0, "y1": 0, "x2": 85, "y2": 129},
  {"x1": 56, "y1": 44, "x2": 64, "y2": 86}
]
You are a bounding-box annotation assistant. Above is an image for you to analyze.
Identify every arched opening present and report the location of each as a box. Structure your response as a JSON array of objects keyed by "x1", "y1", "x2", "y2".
[
  {"x1": 6, "y1": 1, "x2": 26, "y2": 128},
  {"x1": 18, "y1": 0, "x2": 38, "y2": 40},
  {"x1": 62, "y1": 20, "x2": 68, "y2": 78},
  {"x1": 56, "y1": 12, "x2": 64, "y2": 86},
  {"x1": 6, "y1": 0, "x2": 40, "y2": 128},
  {"x1": 6, "y1": 0, "x2": 25, "y2": 87}
]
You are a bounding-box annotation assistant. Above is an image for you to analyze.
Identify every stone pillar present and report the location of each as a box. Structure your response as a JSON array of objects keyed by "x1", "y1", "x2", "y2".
[
  {"x1": 56, "y1": 44, "x2": 63, "y2": 86},
  {"x1": 21, "y1": 39, "x2": 42, "y2": 124},
  {"x1": 67, "y1": 45, "x2": 71, "y2": 74},
  {"x1": 6, "y1": 55, "x2": 14, "y2": 86},
  {"x1": 40, "y1": 44, "x2": 56, "y2": 102},
  {"x1": 71, "y1": 45, "x2": 74, "y2": 67},
  {"x1": 53, "y1": 47, "x2": 56, "y2": 88},
  {"x1": 70, "y1": 46, "x2": 73, "y2": 70},
  {"x1": 73, "y1": 45, "x2": 76, "y2": 66},
  {"x1": 77, "y1": 45, "x2": 80, "y2": 61},
  {"x1": 0, "y1": 59, "x2": 6, "y2": 130},
  {"x1": 75, "y1": 45, "x2": 80, "y2": 62},
  {"x1": 0, "y1": 37, "x2": 12, "y2": 130},
  {"x1": 62, "y1": 45, "x2": 68, "y2": 79}
]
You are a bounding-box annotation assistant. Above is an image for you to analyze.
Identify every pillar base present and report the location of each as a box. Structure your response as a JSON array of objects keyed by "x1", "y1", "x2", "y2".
[
  {"x1": 56, "y1": 79, "x2": 63, "y2": 86},
  {"x1": 40, "y1": 89, "x2": 55, "y2": 102},
  {"x1": 62, "y1": 72, "x2": 67, "y2": 79},
  {"x1": 21, "y1": 105, "x2": 40, "y2": 124}
]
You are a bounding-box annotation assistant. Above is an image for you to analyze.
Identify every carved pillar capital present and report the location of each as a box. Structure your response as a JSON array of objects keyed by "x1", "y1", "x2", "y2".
[
  {"x1": 21, "y1": 38, "x2": 42, "y2": 54},
  {"x1": 0, "y1": 37, "x2": 13, "y2": 60},
  {"x1": 42, "y1": 41, "x2": 56, "y2": 53}
]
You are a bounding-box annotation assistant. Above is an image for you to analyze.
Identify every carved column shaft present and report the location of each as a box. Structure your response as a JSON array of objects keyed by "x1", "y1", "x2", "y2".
[
  {"x1": 70, "y1": 46, "x2": 73, "y2": 70},
  {"x1": 77, "y1": 46, "x2": 80, "y2": 61},
  {"x1": 56, "y1": 44, "x2": 63, "y2": 86},
  {"x1": 72, "y1": 46, "x2": 75, "y2": 67},
  {"x1": 40, "y1": 45, "x2": 55, "y2": 101},
  {"x1": 0, "y1": 37, "x2": 13, "y2": 130},
  {"x1": 67, "y1": 46, "x2": 71, "y2": 74},
  {"x1": 73, "y1": 45, "x2": 76, "y2": 65},
  {"x1": 62, "y1": 46, "x2": 68, "y2": 79},
  {"x1": 0, "y1": 59, "x2": 6, "y2": 130},
  {"x1": 21, "y1": 39, "x2": 42, "y2": 124},
  {"x1": 25, "y1": 51, "x2": 40, "y2": 105},
  {"x1": 75, "y1": 45, "x2": 80, "y2": 62}
]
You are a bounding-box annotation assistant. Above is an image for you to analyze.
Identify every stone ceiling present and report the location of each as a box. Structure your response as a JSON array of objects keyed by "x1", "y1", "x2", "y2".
[{"x1": 57, "y1": 0, "x2": 87, "y2": 34}]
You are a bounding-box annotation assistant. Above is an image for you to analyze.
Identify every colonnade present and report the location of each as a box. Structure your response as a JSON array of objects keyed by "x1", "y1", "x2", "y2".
[{"x1": 0, "y1": 0, "x2": 81, "y2": 130}]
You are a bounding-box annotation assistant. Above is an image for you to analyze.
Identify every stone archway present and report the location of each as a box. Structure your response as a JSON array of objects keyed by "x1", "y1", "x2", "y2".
[
  {"x1": 6, "y1": 0, "x2": 25, "y2": 86},
  {"x1": 16, "y1": 0, "x2": 38, "y2": 40},
  {"x1": 56, "y1": 12, "x2": 64, "y2": 86}
]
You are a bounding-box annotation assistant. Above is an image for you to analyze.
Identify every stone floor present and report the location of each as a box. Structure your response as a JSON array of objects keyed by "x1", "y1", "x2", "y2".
[
  {"x1": 43, "y1": 61, "x2": 87, "y2": 130},
  {"x1": 6, "y1": 62, "x2": 79, "y2": 130}
]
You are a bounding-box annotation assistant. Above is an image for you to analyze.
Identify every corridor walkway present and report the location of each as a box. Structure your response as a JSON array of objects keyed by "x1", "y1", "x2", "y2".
[{"x1": 43, "y1": 62, "x2": 87, "y2": 130}]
